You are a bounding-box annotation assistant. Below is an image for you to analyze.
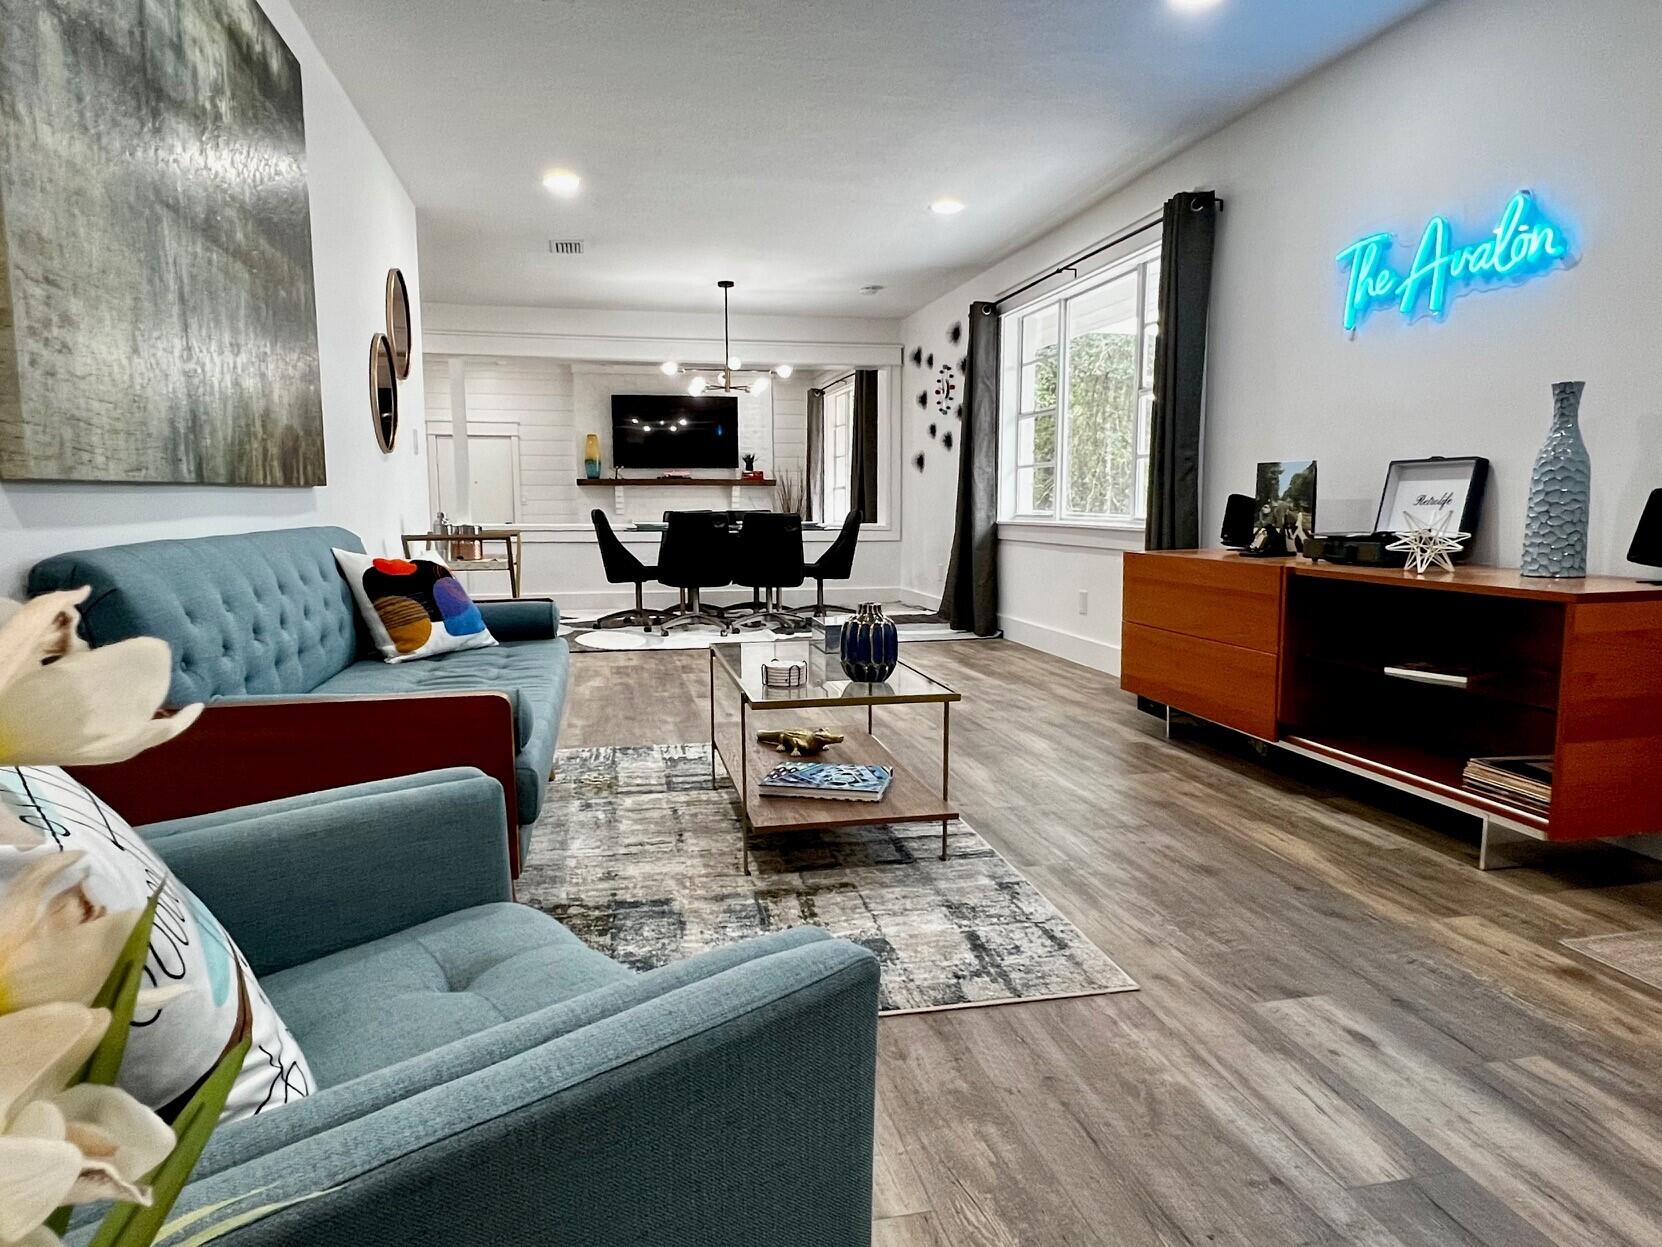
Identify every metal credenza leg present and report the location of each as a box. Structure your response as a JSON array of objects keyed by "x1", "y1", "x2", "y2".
[{"x1": 1478, "y1": 817, "x2": 1547, "y2": 870}]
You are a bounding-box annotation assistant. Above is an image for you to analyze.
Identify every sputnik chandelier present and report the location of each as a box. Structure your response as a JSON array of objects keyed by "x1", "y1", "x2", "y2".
[{"x1": 660, "y1": 280, "x2": 793, "y2": 396}]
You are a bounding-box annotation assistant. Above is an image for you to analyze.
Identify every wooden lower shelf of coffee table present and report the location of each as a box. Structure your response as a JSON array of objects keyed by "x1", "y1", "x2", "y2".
[{"x1": 714, "y1": 723, "x2": 955, "y2": 832}]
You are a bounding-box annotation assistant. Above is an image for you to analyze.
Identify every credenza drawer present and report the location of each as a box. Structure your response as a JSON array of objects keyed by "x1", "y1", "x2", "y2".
[
  {"x1": 1123, "y1": 552, "x2": 1283, "y2": 653},
  {"x1": 1121, "y1": 622, "x2": 1278, "y2": 740}
]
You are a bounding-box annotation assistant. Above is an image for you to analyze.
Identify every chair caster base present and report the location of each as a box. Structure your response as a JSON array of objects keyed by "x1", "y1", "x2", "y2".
[
  {"x1": 728, "y1": 610, "x2": 809, "y2": 634},
  {"x1": 594, "y1": 608, "x2": 664, "y2": 631},
  {"x1": 660, "y1": 614, "x2": 731, "y2": 637}
]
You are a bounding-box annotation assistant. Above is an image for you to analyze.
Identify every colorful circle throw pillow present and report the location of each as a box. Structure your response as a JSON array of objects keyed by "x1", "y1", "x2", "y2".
[{"x1": 333, "y1": 549, "x2": 497, "y2": 663}]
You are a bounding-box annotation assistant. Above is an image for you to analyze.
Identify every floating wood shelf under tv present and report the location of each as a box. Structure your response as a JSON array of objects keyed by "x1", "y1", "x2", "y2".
[
  {"x1": 1119, "y1": 549, "x2": 1662, "y2": 851},
  {"x1": 575, "y1": 476, "x2": 776, "y2": 487}
]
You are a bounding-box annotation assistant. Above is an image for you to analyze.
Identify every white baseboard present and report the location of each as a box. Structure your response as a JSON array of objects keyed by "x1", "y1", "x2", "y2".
[{"x1": 998, "y1": 612, "x2": 1122, "y2": 674}]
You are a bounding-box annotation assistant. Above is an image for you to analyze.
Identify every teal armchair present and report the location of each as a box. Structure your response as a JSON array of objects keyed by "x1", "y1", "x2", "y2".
[{"x1": 122, "y1": 770, "x2": 881, "y2": 1247}]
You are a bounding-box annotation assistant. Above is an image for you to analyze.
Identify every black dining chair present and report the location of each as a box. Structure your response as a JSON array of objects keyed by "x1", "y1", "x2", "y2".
[
  {"x1": 799, "y1": 510, "x2": 862, "y2": 617},
  {"x1": 730, "y1": 513, "x2": 806, "y2": 632},
  {"x1": 656, "y1": 510, "x2": 734, "y2": 634},
  {"x1": 591, "y1": 510, "x2": 662, "y2": 630}
]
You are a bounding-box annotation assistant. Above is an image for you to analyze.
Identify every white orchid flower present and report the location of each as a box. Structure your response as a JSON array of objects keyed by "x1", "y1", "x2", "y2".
[
  {"x1": 0, "y1": 855, "x2": 140, "y2": 1014},
  {"x1": 0, "y1": 1003, "x2": 175, "y2": 1247},
  {"x1": 0, "y1": 590, "x2": 202, "y2": 767},
  {"x1": 0, "y1": 809, "x2": 42, "y2": 850}
]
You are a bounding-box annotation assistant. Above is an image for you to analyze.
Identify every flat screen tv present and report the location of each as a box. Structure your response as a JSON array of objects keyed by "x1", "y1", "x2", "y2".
[{"x1": 611, "y1": 394, "x2": 738, "y2": 470}]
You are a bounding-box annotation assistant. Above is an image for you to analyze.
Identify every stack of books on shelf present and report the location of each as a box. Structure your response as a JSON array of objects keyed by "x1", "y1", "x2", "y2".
[
  {"x1": 758, "y1": 761, "x2": 893, "y2": 802},
  {"x1": 1461, "y1": 755, "x2": 1552, "y2": 814}
]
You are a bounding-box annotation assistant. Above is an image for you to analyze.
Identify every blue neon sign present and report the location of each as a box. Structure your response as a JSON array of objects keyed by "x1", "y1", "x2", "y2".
[{"x1": 1337, "y1": 191, "x2": 1570, "y2": 332}]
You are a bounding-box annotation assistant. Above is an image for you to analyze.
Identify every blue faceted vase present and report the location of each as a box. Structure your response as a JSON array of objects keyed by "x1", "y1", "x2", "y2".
[
  {"x1": 839, "y1": 602, "x2": 898, "y2": 682},
  {"x1": 1520, "y1": 381, "x2": 1591, "y2": 578}
]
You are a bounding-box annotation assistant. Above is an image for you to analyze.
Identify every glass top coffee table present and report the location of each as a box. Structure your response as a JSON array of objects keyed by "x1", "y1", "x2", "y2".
[{"x1": 709, "y1": 639, "x2": 961, "y2": 875}]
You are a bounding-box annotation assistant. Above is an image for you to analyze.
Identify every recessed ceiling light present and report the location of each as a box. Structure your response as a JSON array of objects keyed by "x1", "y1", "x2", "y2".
[
  {"x1": 930, "y1": 198, "x2": 965, "y2": 216},
  {"x1": 1169, "y1": 0, "x2": 1224, "y2": 10},
  {"x1": 542, "y1": 168, "x2": 581, "y2": 197}
]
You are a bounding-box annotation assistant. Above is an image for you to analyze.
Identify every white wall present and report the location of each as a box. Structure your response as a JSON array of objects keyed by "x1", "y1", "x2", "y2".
[
  {"x1": 423, "y1": 356, "x2": 577, "y2": 524},
  {"x1": 0, "y1": 0, "x2": 428, "y2": 594},
  {"x1": 902, "y1": 0, "x2": 1662, "y2": 672},
  {"x1": 418, "y1": 351, "x2": 906, "y2": 607},
  {"x1": 423, "y1": 302, "x2": 901, "y2": 371},
  {"x1": 421, "y1": 357, "x2": 809, "y2": 527},
  {"x1": 417, "y1": 301, "x2": 910, "y2": 605}
]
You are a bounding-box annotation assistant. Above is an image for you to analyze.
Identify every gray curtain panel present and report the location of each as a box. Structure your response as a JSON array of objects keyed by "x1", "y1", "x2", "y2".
[
  {"x1": 1145, "y1": 191, "x2": 1219, "y2": 550},
  {"x1": 805, "y1": 387, "x2": 824, "y2": 522},
  {"x1": 939, "y1": 302, "x2": 1000, "y2": 636},
  {"x1": 849, "y1": 369, "x2": 879, "y2": 523}
]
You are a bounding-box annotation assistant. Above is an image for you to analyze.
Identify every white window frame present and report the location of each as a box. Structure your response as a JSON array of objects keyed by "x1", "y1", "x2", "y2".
[
  {"x1": 820, "y1": 377, "x2": 854, "y2": 522},
  {"x1": 998, "y1": 241, "x2": 1160, "y2": 530}
]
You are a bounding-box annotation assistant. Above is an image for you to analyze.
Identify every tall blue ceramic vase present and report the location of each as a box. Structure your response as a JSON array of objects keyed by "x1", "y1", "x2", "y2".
[
  {"x1": 1520, "y1": 381, "x2": 1591, "y2": 578},
  {"x1": 840, "y1": 602, "x2": 899, "y2": 682}
]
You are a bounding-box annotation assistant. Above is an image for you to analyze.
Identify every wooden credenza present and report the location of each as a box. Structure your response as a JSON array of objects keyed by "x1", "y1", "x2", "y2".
[{"x1": 1121, "y1": 550, "x2": 1662, "y2": 844}]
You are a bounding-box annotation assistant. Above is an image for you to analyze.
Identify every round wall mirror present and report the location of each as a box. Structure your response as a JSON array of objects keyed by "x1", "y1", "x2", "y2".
[
  {"x1": 385, "y1": 268, "x2": 412, "y2": 379},
  {"x1": 369, "y1": 332, "x2": 398, "y2": 452}
]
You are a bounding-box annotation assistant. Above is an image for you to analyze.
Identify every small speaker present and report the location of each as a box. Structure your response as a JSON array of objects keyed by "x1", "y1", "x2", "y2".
[
  {"x1": 1220, "y1": 493, "x2": 1256, "y2": 549},
  {"x1": 1628, "y1": 489, "x2": 1662, "y2": 578}
]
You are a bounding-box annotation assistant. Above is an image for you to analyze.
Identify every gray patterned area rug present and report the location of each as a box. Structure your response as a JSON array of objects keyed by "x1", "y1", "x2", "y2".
[{"x1": 518, "y1": 744, "x2": 1137, "y2": 1014}]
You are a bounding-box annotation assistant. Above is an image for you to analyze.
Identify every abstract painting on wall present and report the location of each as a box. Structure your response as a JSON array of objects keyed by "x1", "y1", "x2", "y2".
[{"x1": 0, "y1": 0, "x2": 325, "y2": 486}]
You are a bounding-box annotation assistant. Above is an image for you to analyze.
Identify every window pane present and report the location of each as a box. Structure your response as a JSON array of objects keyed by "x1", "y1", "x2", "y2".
[
  {"x1": 1015, "y1": 465, "x2": 1055, "y2": 515},
  {"x1": 1019, "y1": 360, "x2": 1058, "y2": 414},
  {"x1": 1134, "y1": 455, "x2": 1149, "y2": 518},
  {"x1": 1016, "y1": 410, "x2": 1055, "y2": 467},
  {"x1": 1142, "y1": 259, "x2": 1160, "y2": 389},
  {"x1": 1020, "y1": 306, "x2": 1058, "y2": 364},
  {"x1": 1063, "y1": 273, "x2": 1139, "y2": 517},
  {"x1": 1137, "y1": 391, "x2": 1153, "y2": 455}
]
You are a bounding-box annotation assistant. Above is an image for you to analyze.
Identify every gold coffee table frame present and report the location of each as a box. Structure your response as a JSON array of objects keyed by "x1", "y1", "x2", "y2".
[
  {"x1": 402, "y1": 530, "x2": 523, "y2": 597},
  {"x1": 709, "y1": 639, "x2": 960, "y2": 875}
]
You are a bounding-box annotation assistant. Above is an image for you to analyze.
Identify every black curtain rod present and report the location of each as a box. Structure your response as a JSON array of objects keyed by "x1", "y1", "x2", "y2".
[
  {"x1": 994, "y1": 197, "x2": 1222, "y2": 313},
  {"x1": 810, "y1": 371, "x2": 857, "y2": 393},
  {"x1": 995, "y1": 219, "x2": 1160, "y2": 311}
]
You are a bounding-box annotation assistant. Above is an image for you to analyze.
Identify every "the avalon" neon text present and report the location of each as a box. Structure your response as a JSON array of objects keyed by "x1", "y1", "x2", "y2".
[{"x1": 1336, "y1": 191, "x2": 1570, "y2": 332}]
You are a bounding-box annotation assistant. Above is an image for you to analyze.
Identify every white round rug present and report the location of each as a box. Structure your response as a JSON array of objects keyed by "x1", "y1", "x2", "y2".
[{"x1": 571, "y1": 623, "x2": 809, "y2": 652}]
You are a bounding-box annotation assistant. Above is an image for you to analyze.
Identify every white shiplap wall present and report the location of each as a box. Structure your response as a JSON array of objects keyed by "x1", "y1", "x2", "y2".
[
  {"x1": 424, "y1": 356, "x2": 579, "y2": 523},
  {"x1": 423, "y1": 356, "x2": 814, "y2": 529},
  {"x1": 771, "y1": 378, "x2": 808, "y2": 478}
]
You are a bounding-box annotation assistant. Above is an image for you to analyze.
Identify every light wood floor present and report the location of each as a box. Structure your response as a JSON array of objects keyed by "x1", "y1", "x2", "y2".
[{"x1": 563, "y1": 640, "x2": 1662, "y2": 1247}]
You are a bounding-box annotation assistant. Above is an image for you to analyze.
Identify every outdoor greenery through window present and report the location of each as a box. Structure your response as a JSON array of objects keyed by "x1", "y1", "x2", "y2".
[{"x1": 1002, "y1": 246, "x2": 1160, "y2": 524}]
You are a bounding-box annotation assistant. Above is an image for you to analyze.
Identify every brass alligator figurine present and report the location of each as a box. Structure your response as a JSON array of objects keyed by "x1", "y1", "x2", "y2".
[{"x1": 756, "y1": 728, "x2": 845, "y2": 757}]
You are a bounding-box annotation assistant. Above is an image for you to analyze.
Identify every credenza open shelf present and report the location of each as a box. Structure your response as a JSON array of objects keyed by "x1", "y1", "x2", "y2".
[{"x1": 1122, "y1": 551, "x2": 1662, "y2": 845}]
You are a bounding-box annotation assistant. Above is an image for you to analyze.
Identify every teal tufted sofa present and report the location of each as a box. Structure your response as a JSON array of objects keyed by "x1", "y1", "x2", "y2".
[
  {"x1": 29, "y1": 526, "x2": 568, "y2": 874},
  {"x1": 67, "y1": 769, "x2": 880, "y2": 1247}
]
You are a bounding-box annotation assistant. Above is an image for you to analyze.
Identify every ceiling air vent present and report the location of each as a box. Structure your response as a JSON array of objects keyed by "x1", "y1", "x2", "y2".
[{"x1": 547, "y1": 239, "x2": 584, "y2": 256}]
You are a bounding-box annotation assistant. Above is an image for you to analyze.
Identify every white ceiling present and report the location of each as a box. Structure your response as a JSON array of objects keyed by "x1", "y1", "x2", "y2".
[{"x1": 291, "y1": 0, "x2": 1437, "y2": 319}]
